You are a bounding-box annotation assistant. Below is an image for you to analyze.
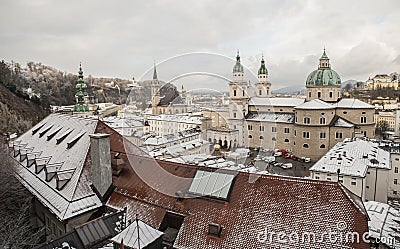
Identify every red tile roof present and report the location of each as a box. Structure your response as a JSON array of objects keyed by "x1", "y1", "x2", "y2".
[{"x1": 105, "y1": 133, "x2": 370, "y2": 248}]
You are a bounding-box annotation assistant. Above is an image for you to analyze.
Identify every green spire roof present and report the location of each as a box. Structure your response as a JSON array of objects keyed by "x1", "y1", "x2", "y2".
[
  {"x1": 233, "y1": 50, "x2": 244, "y2": 73},
  {"x1": 320, "y1": 48, "x2": 329, "y2": 60},
  {"x1": 258, "y1": 55, "x2": 268, "y2": 75}
]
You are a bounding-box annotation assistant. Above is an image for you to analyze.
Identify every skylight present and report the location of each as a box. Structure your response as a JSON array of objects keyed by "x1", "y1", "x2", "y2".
[{"x1": 188, "y1": 170, "x2": 235, "y2": 200}]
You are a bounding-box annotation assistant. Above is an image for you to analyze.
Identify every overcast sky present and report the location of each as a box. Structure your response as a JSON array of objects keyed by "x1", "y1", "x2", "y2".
[{"x1": 1, "y1": 0, "x2": 399, "y2": 90}]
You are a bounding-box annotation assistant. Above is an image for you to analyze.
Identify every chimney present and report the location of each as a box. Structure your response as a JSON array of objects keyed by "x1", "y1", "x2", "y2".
[{"x1": 90, "y1": 133, "x2": 113, "y2": 200}]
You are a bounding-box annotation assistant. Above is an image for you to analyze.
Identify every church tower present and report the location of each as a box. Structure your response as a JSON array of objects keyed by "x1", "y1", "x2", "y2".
[
  {"x1": 150, "y1": 63, "x2": 160, "y2": 98},
  {"x1": 74, "y1": 63, "x2": 89, "y2": 112},
  {"x1": 255, "y1": 55, "x2": 271, "y2": 97},
  {"x1": 228, "y1": 51, "x2": 249, "y2": 147}
]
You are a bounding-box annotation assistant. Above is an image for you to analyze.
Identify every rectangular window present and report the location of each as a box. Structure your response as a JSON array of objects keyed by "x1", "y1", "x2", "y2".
[
  {"x1": 336, "y1": 132, "x2": 343, "y2": 139},
  {"x1": 303, "y1": 117, "x2": 310, "y2": 124},
  {"x1": 360, "y1": 116, "x2": 367, "y2": 123},
  {"x1": 248, "y1": 125, "x2": 252, "y2": 131},
  {"x1": 308, "y1": 92, "x2": 311, "y2": 98},
  {"x1": 320, "y1": 117, "x2": 325, "y2": 124},
  {"x1": 259, "y1": 89, "x2": 262, "y2": 95},
  {"x1": 284, "y1": 128, "x2": 290, "y2": 133},
  {"x1": 272, "y1": 127, "x2": 276, "y2": 132},
  {"x1": 317, "y1": 92, "x2": 321, "y2": 98},
  {"x1": 233, "y1": 90, "x2": 237, "y2": 96},
  {"x1": 395, "y1": 179, "x2": 398, "y2": 185},
  {"x1": 351, "y1": 181, "x2": 357, "y2": 186},
  {"x1": 329, "y1": 91, "x2": 333, "y2": 98},
  {"x1": 303, "y1": 131, "x2": 310, "y2": 139},
  {"x1": 320, "y1": 132, "x2": 326, "y2": 139},
  {"x1": 395, "y1": 167, "x2": 399, "y2": 173},
  {"x1": 260, "y1": 126, "x2": 264, "y2": 131},
  {"x1": 233, "y1": 112, "x2": 236, "y2": 118}
]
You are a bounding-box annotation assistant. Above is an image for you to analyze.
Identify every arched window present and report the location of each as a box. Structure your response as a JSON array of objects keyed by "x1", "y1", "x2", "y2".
[
  {"x1": 260, "y1": 136, "x2": 264, "y2": 139},
  {"x1": 233, "y1": 90, "x2": 237, "y2": 96},
  {"x1": 284, "y1": 139, "x2": 289, "y2": 143},
  {"x1": 248, "y1": 135, "x2": 252, "y2": 138},
  {"x1": 320, "y1": 144, "x2": 326, "y2": 149},
  {"x1": 303, "y1": 143, "x2": 309, "y2": 148},
  {"x1": 272, "y1": 137, "x2": 276, "y2": 141}
]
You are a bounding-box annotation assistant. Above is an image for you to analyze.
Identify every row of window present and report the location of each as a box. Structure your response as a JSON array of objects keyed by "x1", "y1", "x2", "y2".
[
  {"x1": 308, "y1": 91, "x2": 339, "y2": 98},
  {"x1": 248, "y1": 125, "x2": 277, "y2": 132},
  {"x1": 299, "y1": 116, "x2": 367, "y2": 124}
]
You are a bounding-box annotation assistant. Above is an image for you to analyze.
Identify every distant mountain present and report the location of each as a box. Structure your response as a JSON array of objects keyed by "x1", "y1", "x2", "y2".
[
  {"x1": 341, "y1": 80, "x2": 358, "y2": 89},
  {"x1": 272, "y1": 85, "x2": 305, "y2": 95}
]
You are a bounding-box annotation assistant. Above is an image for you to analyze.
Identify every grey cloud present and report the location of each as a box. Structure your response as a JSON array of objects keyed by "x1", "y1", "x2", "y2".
[{"x1": 0, "y1": 0, "x2": 399, "y2": 90}]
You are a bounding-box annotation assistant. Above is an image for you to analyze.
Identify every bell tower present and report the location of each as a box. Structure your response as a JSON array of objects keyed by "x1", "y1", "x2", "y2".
[
  {"x1": 255, "y1": 54, "x2": 271, "y2": 97},
  {"x1": 228, "y1": 50, "x2": 249, "y2": 147}
]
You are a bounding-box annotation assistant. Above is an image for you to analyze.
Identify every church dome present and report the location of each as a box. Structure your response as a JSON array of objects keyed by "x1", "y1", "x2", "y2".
[
  {"x1": 306, "y1": 49, "x2": 341, "y2": 86},
  {"x1": 233, "y1": 51, "x2": 244, "y2": 73}
]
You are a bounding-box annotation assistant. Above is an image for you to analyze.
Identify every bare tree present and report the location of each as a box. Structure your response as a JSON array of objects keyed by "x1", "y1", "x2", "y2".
[
  {"x1": 375, "y1": 120, "x2": 390, "y2": 140},
  {"x1": 0, "y1": 149, "x2": 44, "y2": 249}
]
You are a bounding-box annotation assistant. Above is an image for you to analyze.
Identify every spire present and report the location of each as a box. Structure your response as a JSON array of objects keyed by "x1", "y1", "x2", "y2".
[
  {"x1": 236, "y1": 49, "x2": 240, "y2": 62},
  {"x1": 152, "y1": 62, "x2": 158, "y2": 80},
  {"x1": 233, "y1": 50, "x2": 244, "y2": 73},
  {"x1": 258, "y1": 54, "x2": 268, "y2": 75},
  {"x1": 320, "y1": 47, "x2": 329, "y2": 60}
]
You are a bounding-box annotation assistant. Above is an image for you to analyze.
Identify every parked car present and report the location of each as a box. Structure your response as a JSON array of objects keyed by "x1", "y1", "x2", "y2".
[
  {"x1": 300, "y1": 157, "x2": 311, "y2": 163},
  {"x1": 274, "y1": 152, "x2": 283, "y2": 157},
  {"x1": 284, "y1": 153, "x2": 296, "y2": 159},
  {"x1": 281, "y1": 163, "x2": 293, "y2": 169},
  {"x1": 277, "y1": 149, "x2": 288, "y2": 154}
]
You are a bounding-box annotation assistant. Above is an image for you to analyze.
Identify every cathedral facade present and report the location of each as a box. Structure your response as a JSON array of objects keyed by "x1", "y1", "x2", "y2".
[{"x1": 226, "y1": 50, "x2": 375, "y2": 160}]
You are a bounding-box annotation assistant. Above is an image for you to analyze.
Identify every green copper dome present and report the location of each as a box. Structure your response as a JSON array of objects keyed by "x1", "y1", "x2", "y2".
[
  {"x1": 306, "y1": 69, "x2": 341, "y2": 86},
  {"x1": 233, "y1": 51, "x2": 244, "y2": 73},
  {"x1": 258, "y1": 55, "x2": 268, "y2": 75},
  {"x1": 306, "y1": 49, "x2": 341, "y2": 86}
]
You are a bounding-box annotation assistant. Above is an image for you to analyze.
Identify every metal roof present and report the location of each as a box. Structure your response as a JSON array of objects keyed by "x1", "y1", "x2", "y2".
[
  {"x1": 11, "y1": 113, "x2": 102, "y2": 220},
  {"x1": 110, "y1": 219, "x2": 163, "y2": 248}
]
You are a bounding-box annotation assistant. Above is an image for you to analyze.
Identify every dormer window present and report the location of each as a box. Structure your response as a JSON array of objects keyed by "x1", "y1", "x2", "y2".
[{"x1": 208, "y1": 223, "x2": 223, "y2": 238}]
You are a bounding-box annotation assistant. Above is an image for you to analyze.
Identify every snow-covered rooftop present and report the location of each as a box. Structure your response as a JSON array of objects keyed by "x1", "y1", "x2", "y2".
[
  {"x1": 295, "y1": 99, "x2": 335, "y2": 110},
  {"x1": 246, "y1": 112, "x2": 294, "y2": 123},
  {"x1": 110, "y1": 219, "x2": 163, "y2": 248},
  {"x1": 332, "y1": 117, "x2": 354, "y2": 128},
  {"x1": 365, "y1": 201, "x2": 400, "y2": 248},
  {"x1": 336, "y1": 98, "x2": 374, "y2": 109},
  {"x1": 147, "y1": 113, "x2": 202, "y2": 124},
  {"x1": 102, "y1": 116, "x2": 145, "y2": 128},
  {"x1": 249, "y1": 97, "x2": 305, "y2": 107},
  {"x1": 144, "y1": 128, "x2": 200, "y2": 146},
  {"x1": 10, "y1": 114, "x2": 102, "y2": 221},
  {"x1": 149, "y1": 139, "x2": 209, "y2": 157},
  {"x1": 310, "y1": 138, "x2": 391, "y2": 177}
]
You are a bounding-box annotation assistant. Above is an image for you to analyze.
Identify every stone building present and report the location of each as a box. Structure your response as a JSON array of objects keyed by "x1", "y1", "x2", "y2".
[
  {"x1": 225, "y1": 49, "x2": 375, "y2": 160},
  {"x1": 366, "y1": 73, "x2": 399, "y2": 90}
]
